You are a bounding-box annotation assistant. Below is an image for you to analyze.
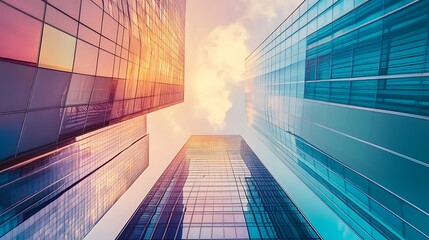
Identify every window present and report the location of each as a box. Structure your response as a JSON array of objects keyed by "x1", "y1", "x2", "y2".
[
  {"x1": 59, "y1": 106, "x2": 87, "y2": 139},
  {"x1": 78, "y1": 24, "x2": 100, "y2": 47},
  {"x1": 30, "y1": 68, "x2": 71, "y2": 109},
  {"x1": 48, "y1": 0, "x2": 81, "y2": 20},
  {"x1": 66, "y1": 74, "x2": 95, "y2": 106},
  {"x1": 90, "y1": 77, "x2": 112, "y2": 103},
  {"x1": 97, "y1": 50, "x2": 114, "y2": 77},
  {"x1": 73, "y1": 40, "x2": 98, "y2": 75},
  {"x1": 39, "y1": 24, "x2": 76, "y2": 72},
  {"x1": 80, "y1": 0, "x2": 102, "y2": 32},
  {"x1": 45, "y1": 5, "x2": 78, "y2": 36},
  {"x1": 3, "y1": 0, "x2": 45, "y2": 20},
  {"x1": 0, "y1": 61, "x2": 36, "y2": 112},
  {"x1": 0, "y1": 113, "x2": 25, "y2": 160},
  {"x1": 19, "y1": 109, "x2": 62, "y2": 152},
  {"x1": 102, "y1": 12, "x2": 118, "y2": 41},
  {"x1": 0, "y1": 3, "x2": 43, "y2": 63}
]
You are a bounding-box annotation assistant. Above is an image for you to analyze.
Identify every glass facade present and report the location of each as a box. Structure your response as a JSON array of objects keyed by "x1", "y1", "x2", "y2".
[
  {"x1": 0, "y1": 115, "x2": 148, "y2": 239},
  {"x1": 0, "y1": 0, "x2": 185, "y2": 160},
  {"x1": 118, "y1": 135, "x2": 320, "y2": 240},
  {"x1": 245, "y1": 0, "x2": 429, "y2": 239},
  {"x1": 0, "y1": 0, "x2": 185, "y2": 239}
]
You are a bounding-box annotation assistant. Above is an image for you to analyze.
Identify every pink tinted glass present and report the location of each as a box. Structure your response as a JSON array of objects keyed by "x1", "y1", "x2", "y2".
[{"x1": 0, "y1": 3, "x2": 42, "y2": 64}]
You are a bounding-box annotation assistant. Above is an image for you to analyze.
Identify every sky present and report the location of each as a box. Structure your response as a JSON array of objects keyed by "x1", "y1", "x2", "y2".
[{"x1": 85, "y1": 1, "x2": 359, "y2": 239}]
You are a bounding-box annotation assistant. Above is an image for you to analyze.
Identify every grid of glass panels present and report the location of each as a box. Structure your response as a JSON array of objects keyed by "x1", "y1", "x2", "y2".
[
  {"x1": 0, "y1": 115, "x2": 149, "y2": 239},
  {"x1": 118, "y1": 135, "x2": 320, "y2": 240},
  {"x1": 0, "y1": 0, "x2": 185, "y2": 161},
  {"x1": 245, "y1": 0, "x2": 429, "y2": 239}
]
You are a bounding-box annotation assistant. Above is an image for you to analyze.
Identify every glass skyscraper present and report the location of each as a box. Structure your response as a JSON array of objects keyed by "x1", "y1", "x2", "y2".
[
  {"x1": 1, "y1": 116, "x2": 148, "y2": 239},
  {"x1": 0, "y1": 0, "x2": 185, "y2": 239},
  {"x1": 0, "y1": 0, "x2": 185, "y2": 160},
  {"x1": 118, "y1": 135, "x2": 320, "y2": 240},
  {"x1": 246, "y1": 0, "x2": 429, "y2": 239}
]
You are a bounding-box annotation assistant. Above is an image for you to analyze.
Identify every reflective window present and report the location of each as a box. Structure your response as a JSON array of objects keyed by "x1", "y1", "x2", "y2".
[
  {"x1": 110, "y1": 100, "x2": 124, "y2": 119},
  {"x1": 113, "y1": 79, "x2": 126, "y2": 100},
  {"x1": 59, "y1": 106, "x2": 87, "y2": 139},
  {"x1": 66, "y1": 74, "x2": 95, "y2": 106},
  {"x1": 80, "y1": 0, "x2": 102, "y2": 32},
  {"x1": 90, "y1": 77, "x2": 112, "y2": 103},
  {"x1": 45, "y1": 5, "x2": 78, "y2": 36},
  {"x1": 78, "y1": 24, "x2": 100, "y2": 47},
  {"x1": 3, "y1": 0, "x2": 45, "y2": 20},
  {"x1": 39, "y1": 24, "x2": 76, "y2": 72},
  {"x1": 100, "y1": 36, "x2": 116, "y2": 53},
  {"x1": 0, "y1": 3, "x2": 43, "y2": 63},
  {"x1": 85, "y1": 103, "x2": 108, "y2": 130},
  {"x1": 48, "y1": 0, "x2": 81, "y2": 20},
  {"x1": 73, "y1": 40, "x2": 98, "y2": 75},
  {"x1": 102, "y1": 13, "x2": 118, "y2": 41},
  {"x1": 29, "y1": 68, "x2": 71, "y2": 109},
  {"x1": 113, "y1": 56, "x2": 121, "y2": 78},
  {"x1": 0, "y1": 61, "x2": 36, "y2": 112},
  {"x1": 0, "y1": 113, "x2": 25, "y2": 160},
  {"x1": 97, "y1": 50, "x2": 114, "y2": 77},
  {"x1": 19, "y1": 109, "x2": 62, "y2": 152}
]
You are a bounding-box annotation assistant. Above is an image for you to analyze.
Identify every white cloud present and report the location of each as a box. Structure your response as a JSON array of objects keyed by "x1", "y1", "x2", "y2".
[
  {"x1": 243, "y1": 0, "x2": 303, "y2": 22},
  {"x1": 192, "y1": 23, "x2": 249, "y2": 129},
  {"x1": 184, "y1": 0, "x2": 303, "y2": 130},
  {"x1": 162, "y1": 108, "x2": 184, "y2": 133}
]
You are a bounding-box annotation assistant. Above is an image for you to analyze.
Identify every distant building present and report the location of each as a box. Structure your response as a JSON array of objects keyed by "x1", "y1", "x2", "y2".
[
  {"x1": 246, "y1": 0, "x2": 429, "y2": 239},
  {"x1": 118, "y1": 135, "x2": 320, "y2": 239}
]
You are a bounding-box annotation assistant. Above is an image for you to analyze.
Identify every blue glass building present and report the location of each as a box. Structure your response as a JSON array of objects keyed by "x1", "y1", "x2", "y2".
[
  {"x1": 0, "y1": 0, "x2": 185, "y2": 238},
  {"x1": 117, "y1": 135, "x2": 320, "y2": 239},
  {"x1": 245, "y1": 0, "x2": 429, "y2": 239}
]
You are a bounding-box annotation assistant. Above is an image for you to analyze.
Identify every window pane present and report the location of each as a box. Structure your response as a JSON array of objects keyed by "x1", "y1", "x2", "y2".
[
  {"x1": 0, "y1": 113, "x2": 25, "y2": 160},
  {"x1": 110, "y1": 100, "x2": 124, "y2": 119},
  {"x1": 3, "y1": 0, "x2": 45, "y2": 20},
  {"x1": 0, "y1": 3, "x2": 42, "y2": 63},
  {"x1": 59, "y1": 106, "x2": 87, "y2": 139},
  {"x1": 73, "y1": 40, "x2": 98, "y2": 75},
  {"x1": 78, "y1": 24, "x2": 100, "y2": 47},
  {"x1": 45, "y1": 5, "x2": 78, "y2": 36},
  {"x1": 187, "y1": 227, "x2": 200, "y2": 239},
  {"x1": 29, "y1": 68, "x2": 71, "y2": 109},
  {"x1": 200, "y1": 227, "x2": 212, "y2": 239},
  {"x1": 90, "y1": 77, "x2": 112, "y2": 103},
  {"x1": 85, "y1": 103, "x2": 108, "y2": 130},
  {"x1": 48, "y1": 0, "x2": 81, "y2": 20},
  {"x1": 236, "y1": 227, "x2": 249, "y2": 238},
  {"x1": 212, "y1": 227, "x2": 224, "y2": 239},
  {"x1": 102, "y1": 13, "x2": 118, "y2": 41},
  {"x1": 80, "y1": 0, "x2": 102, "y2": 32},
  {"x1": 115, "y1": 79, "x2": 125, "y2": 100},
  {"x1": 66, "y1": 74, "x2": 95, "y2": 106},
  {"x1": 97, "y1": 50, "x2": 114, "y2": 77},
  {"x1": 0, "y1": 61, "x2": 36, "y2": 112},
  {"x1": 100, "y1": 36, "x2": 115, "y2": 53},
  {"x1": 19, "y1": 109, "x2": 62, "y2": 152},
  {"x1": 39, "y1": 24, "x2": 76, "y2": 72}
]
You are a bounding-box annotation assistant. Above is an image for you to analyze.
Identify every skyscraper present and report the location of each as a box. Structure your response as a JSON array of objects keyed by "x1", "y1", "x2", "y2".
[
  {"x1": 245, "y1": 0, "x2": 429, "y2": 239},
  {"x1": 0, "y1": 0, "x2": 185, "y2": 238},
  {"x1": 0, "y1": 0, "x2": 185, "y2": 160},
  {"x1": 117, "y1": 135, "x2": 320, "y2": 240},
  {"x1": 1, "y1": 115, "x2": 148, "y2": 239}
]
